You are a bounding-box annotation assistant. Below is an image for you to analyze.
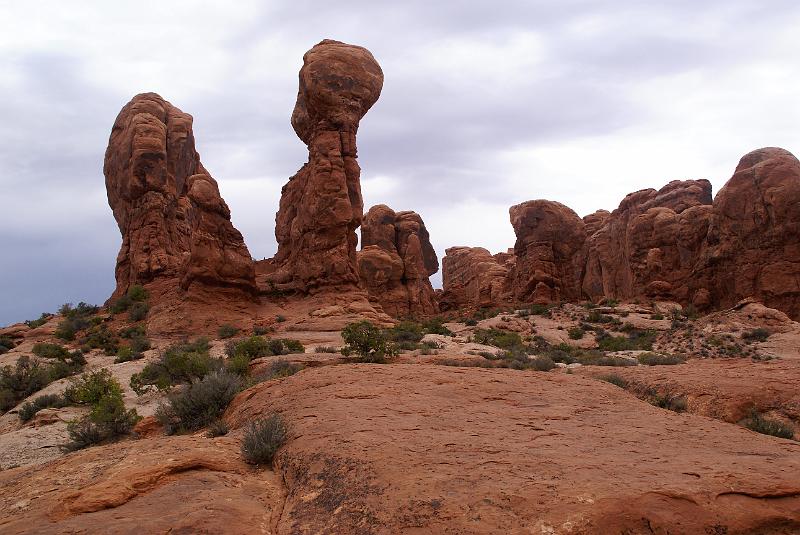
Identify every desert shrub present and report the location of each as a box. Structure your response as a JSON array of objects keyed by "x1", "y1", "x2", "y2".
[
  {"x1": 110, "y1": 285, "x2": 148, "y2": 314},
  {"x1": 637, "y1": 352, "x2": 684, "y2": 366},
  {"x1": 63, "y1": 390, "x2": 139, "y2": 451},
  {"x1": 0, "y1": 357, "x2": 54, "y2": 411},
  {"x1": 32, "y1": 342, "x2": 70, "y2": 360},
  {"x1": 0, "y1": 336, "x2": 16, "y2": 353},
  {"x1": 577, "y1": 351, "x2": 636, "y2": 367},
  {"x1": 119, "y1": 325, "x2": 146, "y2": 339},
  {"x1": 114, "y1": 347, "x2": 144, "y2": 363},
  {"x1": 261, "y1": 359, "x2": 303, "y2": 380},
  {"x1": 79, "y1": 324, "x2": 120, "y2": 355},
  {"x1": 465, "y1": 318, "x2": 478, "y2": 326},
  {"x1": 25, "y1": 313, "x2": 53, "y2": 329},
  {"x1": 567, "y1": 327, "x2": 585, "y2": 340},
  {"x1": 226, "y1": 336, "x2": 272, "y2": 359},
  {"x1": 650, "y1": 313, "x2": 664, "y2": 320},
  {"x1": 206, "y1": 419, "x2": 229, "y2": 437},
  {"x1": 585, "y1": 310, "x2": 620, "y2": 325},
  {"x1": 130, "y1": 338, "x2": 218, "y2": 394},
  {"x1": 529, "y1": 355, "x2": 556, "y2": 371},
  {"x1": 421, "y1": 317, "x2": 453, "y2": 336},
  {"x1": 55, "y1": 302, "x2": 100, "y2": 341},
  {"x1": 596, "y1": 329, "x2": 656, "y2": 352},
  {"x1": 389, "y1": 321, "x2": 424, "y2": 344},
  {"x1": 63, "y1": 418, "x2": 105, "y2": 451},
  {"x1": 127, "y1": 285, "x2": 148, "y2": 302},
  {"x1": 253, "y1": 325, "x2": 272, "y2": 336},
  {"x1": 63, "y1": 369, "x2": 122, "y2": 405},
  {"x1": 110, "y1": 295, "x2": 133, "y2": 314},
  {"x1": 525, "y1": 304, "x2": 552, "y2": 317},
  {"x1": 472, "y1": 328, "x2": 523, "y2": 350},
  {"x1": 742, "y1": 328, "x2": 770, "y2": 343},
  {"x1": 155, "y1": 370, "x2": 242, "y2": 434},
  {"x1": 128, "y1": 302, "x2": 149, "y2": 322},
  {"x1": 275, "y1": 315, "x2": 287, "y2": 323},
  {"x1": 276, "y1": 338, "x2": 304, "y2": 353},
  {"x1": 218, "y1": 324, "x2": 239, "y2": 339},
  {"x1": 650, "y1": 392, "x2": 687, "y2": 413},
  {"x1": 241, "y1": 414, "x2": 288, "y2": 466},
  {"x1": 18, "y1": 393, "x2": 67, "y2": 422},
  {"x1": 599, "y1": 374, "x2": 628, "y2": 388},
  {"x1": 341, "y1": 321, "x2": 396, "y2": 363},
  {"x1": 314, "y1": 346, "x2": 338, "y2": 353},
  {"x1": 741, "y1": 411, "x2": 794, "y2": 439}
]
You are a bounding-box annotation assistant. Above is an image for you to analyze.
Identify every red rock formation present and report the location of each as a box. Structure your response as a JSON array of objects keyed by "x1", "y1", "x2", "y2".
[
  {"x1": 439, "y1": 247, "x2": 510, "y2": 310},
  {"x1": 104, "y1": 93, "x2": 256, "y2": 299},
  {"x1": 358, "y1": 205, "x2": 439, "y2": 317},
  {"x1": 269, "y1": 40, "x2": 383, "y2": 293},
  {"x1": 703, "y1": 147, "x2": 800, "y2": 316},
  {"x1": 508, "y1": 200, "x2": 587, "y2": 304},
  {"x1": 582, "y1": 179, "x2": 713, "y2": 304}
]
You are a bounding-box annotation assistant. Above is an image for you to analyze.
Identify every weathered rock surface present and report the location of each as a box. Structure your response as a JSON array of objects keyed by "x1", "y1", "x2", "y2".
[
  {"x1": 439, "y1": 246, "x2": 511, "y2": 310},
  {"x1": 443, "y1": 148, "x2": 800, "y2": 320},
  {"x1": 703, "y1": 147, "x2": 800, "y2": 317},
  {"x1": 358, "y1": 205, "x2": 439, "y2": 317},
  {"x1": 104, "y1": 93, "x2": 257, "y2": 299},
  {"x1": 269, "y1": 40, "x2": 383, "y2": 294},
  {"x1": 509, "y1": 200, "x2": 587, "y2": 304},
  {"x1": 224, "y1": 364, "x2": 800, "y2": 534}
]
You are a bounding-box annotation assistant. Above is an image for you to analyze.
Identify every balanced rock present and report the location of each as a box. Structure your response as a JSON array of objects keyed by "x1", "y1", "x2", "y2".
[
  {"x1": 358, "y1": 205, "x2": 439, "y2": 317},
  {"x1": 270, "y1": 40, "x2": 384, "y2": 293},
  {"x1": 104, "y1": 93, "x2": 257, "y2": 300}
]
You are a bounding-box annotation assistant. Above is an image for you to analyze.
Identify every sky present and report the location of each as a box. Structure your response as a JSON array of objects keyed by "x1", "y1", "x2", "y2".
[{"x1": 1, "y1": 1, "x2": 799, "y2": 325}]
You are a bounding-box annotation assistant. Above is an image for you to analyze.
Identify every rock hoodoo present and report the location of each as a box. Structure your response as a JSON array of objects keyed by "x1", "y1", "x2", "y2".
[
  {"x1": 357, "y1": 205, "x2": 439, "y2": 317},
  {"x1": 441, "y1": 147, "x2": 800, "y2": 320},
  {"x1": 269, "y1": 40, "x2": 384, "y2": 294},
  {"x1": 104, "y1": 93, "x2": 257, "y2": 300}
]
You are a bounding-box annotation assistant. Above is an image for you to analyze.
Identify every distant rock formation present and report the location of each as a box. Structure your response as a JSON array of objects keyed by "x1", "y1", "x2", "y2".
[
  {"x1": 104, "y1": 93, "x2": 257, "y2": 300},
  {"x1": 268, "y1": 39, "x2": 384, "y2": 294},
  {"x1": 358, "y1": 205, "x2": 439, "y2": 317},
  {"x1": 439, "y1": 247, "x2": 512, "y2": 310},
  {"x1": 441, "y1": 147, "x2": 800, "y2": 319}
]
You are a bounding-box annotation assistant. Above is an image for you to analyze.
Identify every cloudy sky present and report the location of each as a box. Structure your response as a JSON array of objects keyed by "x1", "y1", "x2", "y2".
[{"x1": 1, "y1": 1, "x2": 799, "y2": 325}]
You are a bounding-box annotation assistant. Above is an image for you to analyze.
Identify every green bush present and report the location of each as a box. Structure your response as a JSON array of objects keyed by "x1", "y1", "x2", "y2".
[
  {"x1": 241, "y1": 414, "x2": 288, "y2": 466},
  {"x1": 650, "y1": 313, "x2": 664, "y2": 320},
  {"x1": 18, "y1": 393, "x2": 67, "y2": 422},
  {"x1": 130, "y1": 338, "x2": 219, "y2": 394},
  {"x1": 63, "y1": 418, "x2": 105, "y2": 451},
  {"x1": 741, "y1": 411, "x2": 794, "y2": 439},
  {"x1": 567, "y1": 327, "x2": 585, "y2": 340},
  {"x1": 275, "y1": 315, "x2": 287, "y2": 323},
  {"x1": 314, "y1": 346, "x2": 338, "y2": 353},
  {"x1": 577, "y1": 351, "x2": 636, "y2": 366},
  {"x1": 206, "y1": 419, "x2": 229, "y2": 437},
  {"x1": 127, "y1": 285, "x2": 149, "y2": 302},
  {"x1": 63, "y1": 369, "x2": 122, "y2": 405},
  {"x1": 0, "y1": 336, "x2": 16, "y2": 353},
  {"x1": 597, "y1": 329, "x2": 656, "y2": 352},
  {"x1": 637, "y1": 352, "x2": 684, "y2": 366},
  {"x1": 110, "y1": 285, "x2": 149, "y2": 314},
  {"x1": 218, "y1": 324, "x2": 240, "y2": 339},
  {"x1": 114, "y1": 347, "x2": 144, "y2": 363},
  {"x1": 110, "y1": 295, "x2": 133, "y2": 314},
  {"x1": 389, "y1": 321, "x2": 424, "y2": 344},
  {"x1": 261, "y1": 359, "x2": 303, "y2": 380},
  {"x1": 472, "y1": 328, "x2": 523, "y2": 350},
  {"x1": 0, "y1": 357, "x2": 53, "y2": 411},
  {"x1": 63, "y1": 391, "x2": 139, "y2": 451},
  {"x1": 79, "y1": 324, "x2": 120, "y2": 355},
  {"x1": 155, "y1": 370, "x2": 242, "y2": 435},
  {"x1": 421, "y1": 317, "x2": 453, "y2": 336},
  {"x1": 464, "y1": 318, "x2": 478, "y2": 326},
  {"x1": 25, "y1": 313, "x2": 53, "y2": 329},
  {"x1": 119, "y1": 325, "x2": 146, "y2": 339},
  {"x1": 650, "y1": 392, "x2": 687, "y2": 413},
  {"x1": 253, "y1": 325, "x2": 272, "y2": 336},
  {"x1": 128, "y1": 302, "x2": 149, "y2": 322},
  {"x1": 341, "y1": 321, "x2": 396, "y2": 363},
  {"x1": 32, "y1": 343, "x2": 70, "y2": 360},
  {"x1": 742, "y1": 328, "x2": 770, "y2": 343},
  {"x1": 223, "y1": 336, "x2": 304, "y2": 376}
]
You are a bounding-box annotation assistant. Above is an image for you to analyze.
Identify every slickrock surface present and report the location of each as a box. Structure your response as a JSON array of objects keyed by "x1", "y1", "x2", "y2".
[
  {"x1": 104, "y1": 93, "x2": 257, "y2": 299},
  {"x1": 358, "y1": 205, "x2": 439, "y2": 317},
  {"x1": 0, "y1": 435, "x2": 281, "y2": 534},
  {"x1": 223, "y1": 364, "x2": 800, "y2": 535},
  {"x1": 268, "y1": 40, "x2": 383, "y2": 294},
  {"x1": 439, "y1": 246, "x2": 511, "y2": 310}
]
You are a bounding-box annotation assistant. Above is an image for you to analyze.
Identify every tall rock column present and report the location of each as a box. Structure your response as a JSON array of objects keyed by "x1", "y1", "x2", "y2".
[
  {"x1": 104, "y1": 92, "x2": 257, "y2": 300},
  {"x1": 271, "y1": 40, "x2": 384, "y2": 293},
  {"x1": 358, "y1": 205, "x2": 439, "y2": 317}
]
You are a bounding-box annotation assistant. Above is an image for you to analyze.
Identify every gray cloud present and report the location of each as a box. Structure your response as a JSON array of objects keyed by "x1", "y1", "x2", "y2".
[{"x1": 1, "y1": 1, "x2": 799, "y2": 324}]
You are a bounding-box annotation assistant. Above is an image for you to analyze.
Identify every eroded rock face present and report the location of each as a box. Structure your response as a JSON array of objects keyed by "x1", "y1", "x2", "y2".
[
  {"x1": 358, "y1": 205, "x2": 439, "y2": 317},
  {"x1": 703, "y1": 148, "x2": 800, "y2": 317},
  {"x1": 104, "y1": 93, "x2": 256, "y2": 299},
  {"x1": 439, "y1": 247, "x2": 510, "y2": 310},
  {"x1": 271, "y1": 40, "x2": 383, "y2": 293},
  {"x1": 509, "y1": 200, "x2": 587, "y2": 304},
  {"x1": 582, "y1": 179, "x2": 714, "y2": 304}
]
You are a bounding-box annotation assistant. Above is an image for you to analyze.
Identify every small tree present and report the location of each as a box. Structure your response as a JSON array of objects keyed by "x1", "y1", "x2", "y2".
[{"x1": 341, "y1": 321, "x2": 396, "y2": 363}]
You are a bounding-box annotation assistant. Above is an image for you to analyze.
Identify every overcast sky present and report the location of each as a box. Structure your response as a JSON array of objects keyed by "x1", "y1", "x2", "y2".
[{"x1": 1, "y1": 1, "x2": 799, "y2": 325}]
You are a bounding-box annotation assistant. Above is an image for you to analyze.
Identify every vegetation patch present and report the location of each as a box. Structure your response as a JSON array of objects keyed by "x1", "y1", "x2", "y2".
[
  {"x1": 217, "y1": 324, "x2": 240, "y2": 339},
  {"x1": 471, "y1": 328, "x2": 524, "y2": 350},
  {"x1": 567, "y1": 327, "x2": 585, "y2": 340},
  {"x1": 740, "y1": 411, "x2": 794, "y2": 439},
  {"x1": 55, "y1": 302, "x2": 100, "y2": 341},
  {"x1": 25, "y1": 313, "x2": 53, "y2": 329},
  {"x1": 18, "y1": 393, "x2": 68, "y2": 422},
  {"x1": 0, "y1": 356, "x2": 84, "y2": 412},
  {"x1": 598, "y1": 374, "x2": 629, "y2": 388},
  {"x1": 341, "y1": 321, "x2": 397, "y2": 363},
  {"x1": 241, "y1": 414, "x2": 289, "y2": 466},
  {"x1": 637, "y1": 352, "x2": 685, "y2": 366},
  {"x1": 742, "y1": 328, "x2": 770, "y2": 343},
  {"x1": 130, "y1": 338, "x2": 220, "y2": 394},
  {"x1": 155, "y1": 370, "x2": 242, "y2": 435}
]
